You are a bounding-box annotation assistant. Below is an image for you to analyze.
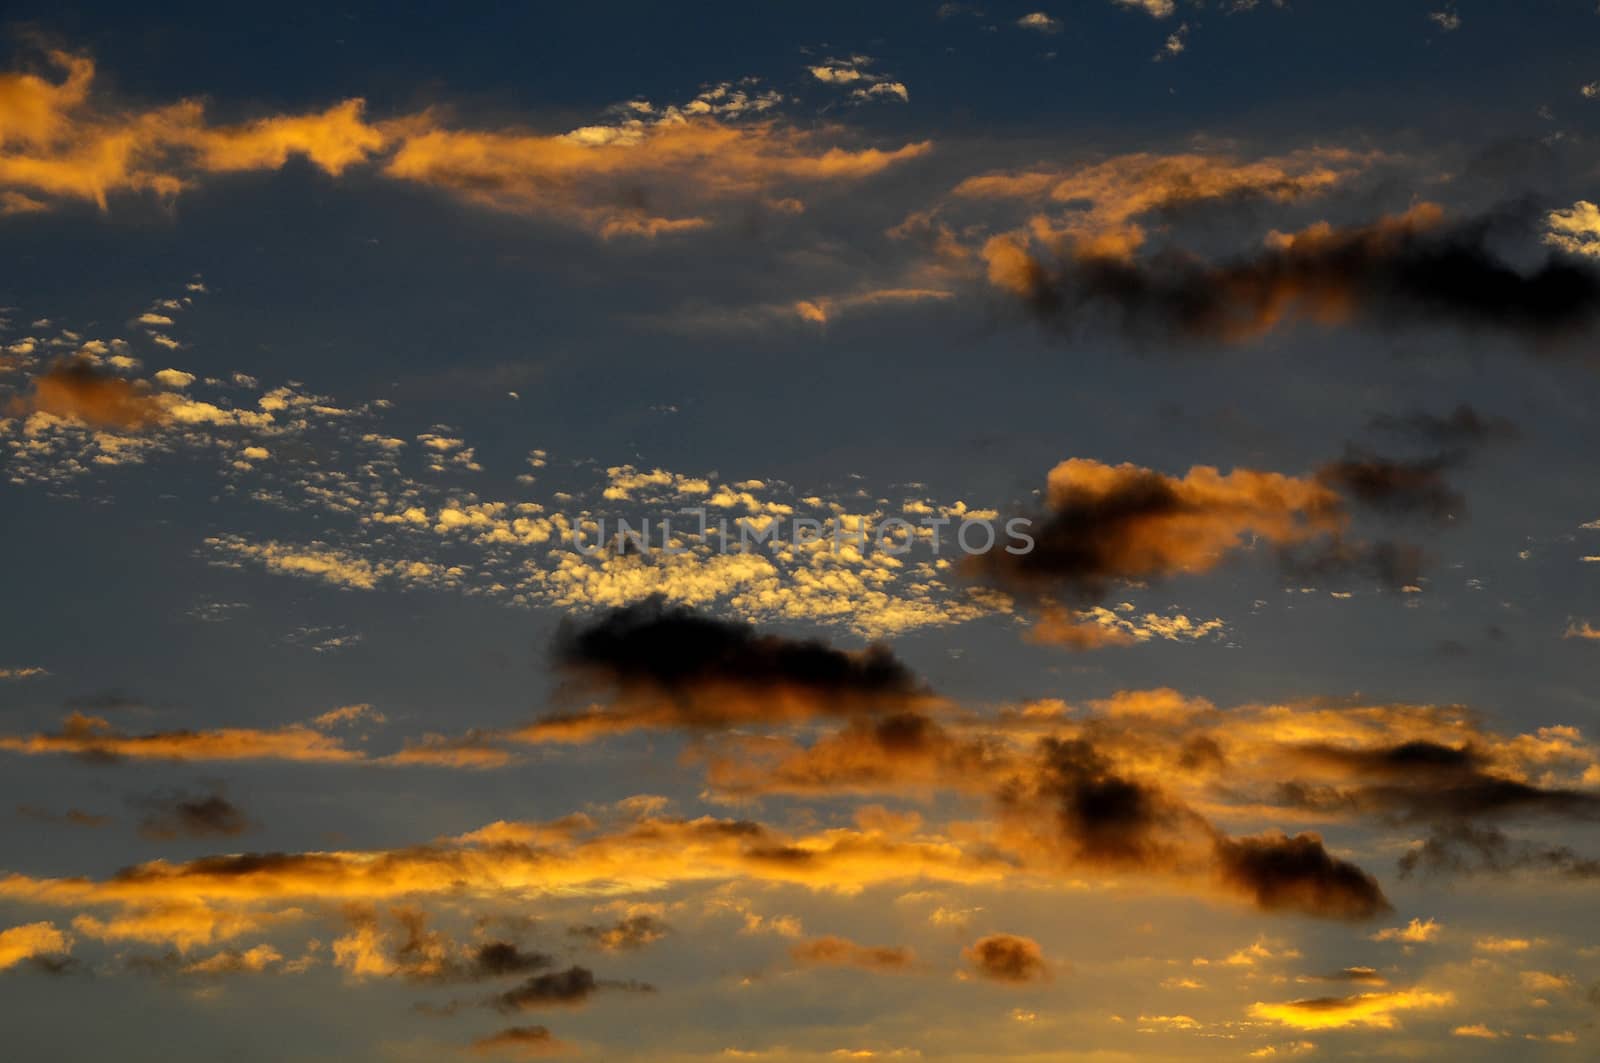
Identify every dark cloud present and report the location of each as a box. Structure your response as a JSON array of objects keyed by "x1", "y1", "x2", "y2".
[
  {"x1": 62, "y1": 689, "x2": 150, "y2": 714},
  {"x1": 1212, "y1": 832, "x2": 1392, "y2": 920},
  {"x1": 1276, "y1": 537, "x2": 1427, "y2": 591},
  {"x1": 1367, "y1": 404, "x2": 1520, "y2": 450},
  {"x1": 491, "y1": 965, "x2": 651, "y2": 1011},
  {"x1": 6, "y1": 358, "x2": 167, "y2": 429},
  {"x1": 16, "y1": 805, "x2": 110, "y2": 828},
  {"x1": 968, "y1": 458, "x2": 1345, "y2": 603},
  {"x1": 1028, "y1": 737, "x2": 1185, "y2": 867},
  {"x1": 1315, "y1": 448, "x2": 1467, "y2": 523},
  {"x1": 1398, "y1": 823, "x2": 1600, "y2": 880},
  {"x1": 1286, "y1": 740, "x2": 1600, "y2": 823},
  {"x1": 23, "y1": 954, "x2": 83, "y2": 977},
  {"x1": 962, "y1": 933, "x2": 1049, "y2": 984},
  {"x1": 567, "y1": 914, "x2": 669, "y2": 952},
  {"x1": 131, "y1": 787, "x2": 252, "y2": 841},
  {"x1": 470, "y1": 942, "x2": 555, "y2": 979},
  {"x1": 529, "y1": 597, "x2": 929, "y2": 738},
  {"x1": 992, "y1": 203, "x2": 1600, "y2": 346}
]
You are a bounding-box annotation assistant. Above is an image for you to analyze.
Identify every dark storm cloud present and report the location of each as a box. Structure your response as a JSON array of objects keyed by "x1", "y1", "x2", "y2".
[
  {"x1": 131, "y1": 786, "x2": 251, "y2": 841},
  {"x1": 1398, "y1": 823, "x2": 1600, "y2": 880},
  {"x1": 990, "y1": 203, "x2": 1600, "y2": 346},
  {"x1": 1212, "y1": 832, "x2": 1392, "y2": 920}
]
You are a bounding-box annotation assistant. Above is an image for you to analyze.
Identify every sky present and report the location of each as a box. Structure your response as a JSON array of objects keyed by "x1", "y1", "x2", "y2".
[{"x1": 2, "y1": 1, "x2": 1600, "y2": 1059}]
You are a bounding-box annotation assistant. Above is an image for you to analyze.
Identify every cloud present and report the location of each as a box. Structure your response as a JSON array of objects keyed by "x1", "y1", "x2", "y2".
[
  {"x1": 0, "y1": 51, "x2": 384, "y2": 211},
  {"x1": 1115, "y1": 0, "x2": 1177, "y2": 16},
  {"x1": 0, "y1": 49, "x2": 927, "y2": 238},
  {"x1": 1016, "y1": 12, "x2": 1063, "y2": 33},
  {"x1": 523, "y1": 598, "x2": 933, "y2": 741},
  {"x1": 381, "y1": 100, "x2": 927, "y2": 236},
  {"x1": 1280, "y1": 738, "x2": 1600, "y2": 823},
  {"x1": 963, "y1": 933, "x2": 1050, "y2": 983},
  {"x1": 0, "y1": 712, "x2": 362, "y2": 763},
  {"x1": 1371, "y1": 917, "x2": 1440, "y2": 944},
  {"x1": 984, "y1": 203, "x2": 1600, "y2": 345},
  {"x1": 1248, "y1": 988, "x2": 1454, "y2": 1030},
  {"x1": 1315, "y1": 449, "x2": 1466, "y2": 523},
  {"x1": 1367, "y1": 404, "x2": 1519, "y2": 450},
  {"x1": 1397, "y1": 823, "x2": 1600, "y2": 879},
  {"x1": 132, "y1": 787, "x2": 253, "y2": 840},
  {"x1": 0, "y1": 814, "x2": 1015, "y2": 954},
  {"x1": 969, "y1": 458, "x2": 1344, "y2": 601},
  {"x1": 7, "y1": 359, "x2": 166, "y2": 429},
  {"x1": 954, "y1": 147, "x2": 1368, "y2": 256},
  {"x1": 1024, "y1": 605, "x2": 1225, "y2": 650},
  {"x1": 1564, "y1": 619, "x2": 1600, "y2": 641},
  {"x1": 567, "y1": 914, "x2": 669, "y2": 952},
  {"x1": 491, "y1": 965, "x2": 651, "y2": 1011},
  {"x1": 0, "y1": 921, "x2": 72, "y2": 971},
  {"x1": 471, "y1": 1026, "x2": 566, "y2": 1058},
  {"x1": 789, "y1": 935, "x2": 917, "y2": 973},
  {"x1": 1212, "y1": 832, "x2": 1392, "y2": 920},
  {"x1": 1546, "y1": 200, "x2": 1600, "y2": 256}
]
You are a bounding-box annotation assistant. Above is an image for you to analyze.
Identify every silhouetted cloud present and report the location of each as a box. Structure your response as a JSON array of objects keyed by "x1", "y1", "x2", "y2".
[
  {"x1": 1398, "y1": 823, "x2": 1600, "y2": 879},
  {"x1": 970, "y1": 458, "x2": 1344, "y2": 602},
  {"x1": 131, "y1": 786, "x2": 252, "y2": 841},
  {"x1": 963, "y1": 933, "x2": 1050, "y2": 983},
  {"x1": 567, "y1": 914, "x2": 669, "y2": 952},
  {"x1": 1367, "y1": 404, "x2": 1520, "y2": 450},
  {"x1": 985, "y1": 203, "x2": 1600, "y2": 345},
  {"x1": 1213, "y1": 832, "x2": 1392, "y2": 921},
  {"x1": 526, "y1": 597, "x2": 931, "y2": 740}
]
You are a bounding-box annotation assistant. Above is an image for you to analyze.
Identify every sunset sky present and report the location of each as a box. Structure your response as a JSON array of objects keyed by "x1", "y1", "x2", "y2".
[{"x1": 3, "y1": 2, "x2": 1600, "y2": 1060}]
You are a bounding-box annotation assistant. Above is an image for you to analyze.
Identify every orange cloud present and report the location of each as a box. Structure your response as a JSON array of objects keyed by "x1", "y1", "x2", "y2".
[
  {"x1": 0, "y1": 49, "x2": 928, "y2": 237},
  {"x1": 0, "y1": 921, "x2": 72, "y2": 970},
  {"x1": 956, "y1": 147, "x2": 1369, "y2": 262},
  {"x1": 972, "y1": 458, "x2": 1345, "y2": 599},
  {"x1": 0, "y1": 712, "x2": 362, "y2": 763},
  {"x1": 963, "y1": 933, "x2": 1050, "y2": 984},
  {"x1": 8, "y1": 359, "x2": 167, "y2": 429},
  {"x1": 789, "y1": 935, "x2": 917, "y2": 973},
  {"x1": 0, "y1": 51, "x2": 382, "y2": 211},
  {"x1": 471, "y1": 1026, "x2": 567, "y2": 1058}
]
